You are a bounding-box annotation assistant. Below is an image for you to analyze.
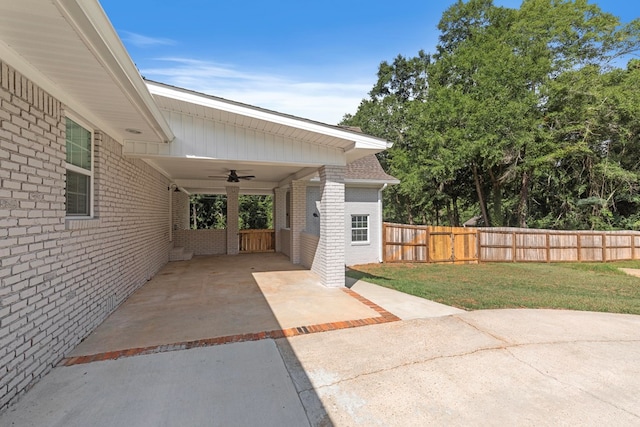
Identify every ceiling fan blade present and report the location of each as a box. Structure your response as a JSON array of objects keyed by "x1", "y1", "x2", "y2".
[{"x1": 207, "y1": 169, "x2": 254, "y2": 183}]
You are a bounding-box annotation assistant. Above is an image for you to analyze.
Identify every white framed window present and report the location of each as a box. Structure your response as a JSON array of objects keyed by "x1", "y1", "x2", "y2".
[
  {"x1": 65, "y1": 117, "x2": 94, "y2": 217},
  {"x1": 351, "y1": 214, "x2": 369, "y2": 244}
]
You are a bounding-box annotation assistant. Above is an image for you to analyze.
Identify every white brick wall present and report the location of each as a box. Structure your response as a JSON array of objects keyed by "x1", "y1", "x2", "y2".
[
  {"x1": 171, "y1": 191, "x2": 190, "y2": 231},
  {"x1": 290, "y1": 181, "x2": 306, "y2": 264},
  {"x1": 173, "y1": 229, "x2": 227, "y2": 255},
  {"x1": 0, "y1": 62, "x2": 170, "y2": 410},
  {"x1": 273, "y1": 187, "x2": 287, "y2": 252},
  {"x1": 305, "y1": 186, "x2": 321, "y2": 237},
  {"x1": 300, "y1": 232, "x2": 319, "y2": 269},
  {"x1": 225, "y1": 186, "x2": 239, "y2": 255},
  {"x1": 280, "y1": 228, "x2": 291, "y2": 258}
]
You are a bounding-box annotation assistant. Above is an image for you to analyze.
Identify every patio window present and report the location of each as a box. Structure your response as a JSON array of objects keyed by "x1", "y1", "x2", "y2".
[
  {"x1": 351, "y1": 215, "x2": 369, "y2": 243},
  {"x1": 65, "y1": 117, "x2": 93, "y2": 217}
]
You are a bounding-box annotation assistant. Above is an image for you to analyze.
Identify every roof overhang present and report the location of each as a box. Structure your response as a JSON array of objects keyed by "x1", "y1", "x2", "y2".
[
  {"x1": 146, "y1": 81, "x2": 390, "y2": 153},
  {"x1": 0, "y1": 0, "x2": 174, "y2": 144},
  {"x1": 124, "y1": 82, "x2": 393, "y2": 193}
]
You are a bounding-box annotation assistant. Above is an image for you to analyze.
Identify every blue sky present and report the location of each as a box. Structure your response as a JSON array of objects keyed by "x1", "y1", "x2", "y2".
[{"x1": 101, "y1": 0, "x2": 639, "y2": 125}]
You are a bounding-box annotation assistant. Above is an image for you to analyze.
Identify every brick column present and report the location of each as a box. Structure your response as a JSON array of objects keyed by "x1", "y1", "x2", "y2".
[
  {"x1": 314, "y1": 165, "x2": 346, "y2": 287},
  {"x1": 171, "y1": 191, "x2": 190, "y2": 230},
  {"x1": 290, "y1": 180, "x2": 306, "y2": 264},
  {"x1": 273, "y1": 187, "x2": 288, "y2": 253},
  {"x1": 226, "y1": 186, "x2": 239, "y2": 255}
]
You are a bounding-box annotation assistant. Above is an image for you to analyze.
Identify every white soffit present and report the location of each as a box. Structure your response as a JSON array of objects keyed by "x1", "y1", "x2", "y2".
[
  {"x1": 0, "y1": 0, "x2": 173, "y2": 144},
  {"x1": 147, "y1": 81, "x2": 390, "y2": 151}
]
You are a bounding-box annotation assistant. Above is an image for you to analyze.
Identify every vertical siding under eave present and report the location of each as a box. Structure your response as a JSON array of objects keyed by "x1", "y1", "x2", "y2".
[{"x1": 162, "y1": 110, "x2": 344, "y2": 165}]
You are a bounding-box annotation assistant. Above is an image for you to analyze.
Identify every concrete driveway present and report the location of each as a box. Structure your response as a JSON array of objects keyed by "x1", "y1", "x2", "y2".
[
  {"x1": 1, "y1": 257, "x2": 639, "y2": 426},
  {"x1": 281, "y1": 308, "x2": 640, "y2": 426}
]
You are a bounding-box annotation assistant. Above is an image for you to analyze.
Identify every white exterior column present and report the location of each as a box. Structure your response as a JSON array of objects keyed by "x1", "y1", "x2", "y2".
[
  {"x1": 226, "y1": 186, "x2": 239, "y2": 255},
  {"x1": 274, "y1": 187, "x2": 287, "y2": 253},
  {"x1": 290, "y1": 180, "x2": 306, "y2": 264},
  {"x1": 314, "y1": 165, "x2": 346, "y2": 287}
]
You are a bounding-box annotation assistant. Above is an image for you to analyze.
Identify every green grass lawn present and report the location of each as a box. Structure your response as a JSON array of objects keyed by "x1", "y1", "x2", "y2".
[{"x1": 347, "y1": 260, "x2": 640, "y2": 314}]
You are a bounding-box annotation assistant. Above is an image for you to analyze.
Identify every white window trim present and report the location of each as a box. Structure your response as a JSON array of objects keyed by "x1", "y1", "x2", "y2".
[
  {"x1": 65, "y1": 114, "x2": 95, "y2": 219},
  {"x1": 351, "y1": 214, "x2": 370, "y2": 245}
]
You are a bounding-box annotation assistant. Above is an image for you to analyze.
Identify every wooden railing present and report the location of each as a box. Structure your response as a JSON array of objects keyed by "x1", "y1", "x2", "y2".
[
  {"x1": 239, "y1": 229, "x2": 275, "y2": 253},
  {"x1": 383, "y1": 223, "x2": 640, "y2": 264}
]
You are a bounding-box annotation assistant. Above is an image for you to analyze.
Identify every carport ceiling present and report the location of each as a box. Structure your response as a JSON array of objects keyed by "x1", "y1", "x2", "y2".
[{"x1": 152, "y1": 157, "x2": 316, "y2": 195}]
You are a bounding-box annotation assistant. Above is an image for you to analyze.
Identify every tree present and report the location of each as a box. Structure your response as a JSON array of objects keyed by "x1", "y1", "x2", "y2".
[
  {"x1": 189, "y1": 194, "x2": 273, "y2": 229},
  {"x1": 190, "y1": 194, "x2": 226, "y2": 229},
  {"x1": 344, "y1": 0, "x2": 640, "y2": 230}
]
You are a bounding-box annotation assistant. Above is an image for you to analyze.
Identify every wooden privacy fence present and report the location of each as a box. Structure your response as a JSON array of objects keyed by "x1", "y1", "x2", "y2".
[
  {"x1": 383, "y1": 223, "x2": 640, "y2": 264},
  {"x1": 383, "y1": 223, "x2": 478, "y2": 263},
  {"x1": 479, "y1": 227, "x2": 640, "y2": 263}
]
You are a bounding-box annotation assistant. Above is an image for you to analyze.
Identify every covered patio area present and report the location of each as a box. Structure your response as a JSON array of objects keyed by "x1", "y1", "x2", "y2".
[{"x1": 65, "y1": 253, "x2": 399, "y2": 364}]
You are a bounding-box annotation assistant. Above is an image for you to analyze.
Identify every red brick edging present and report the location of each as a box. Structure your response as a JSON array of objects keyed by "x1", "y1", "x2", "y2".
[{"x1": 61, "y1": 289, "x2": 400, "y2": 366}]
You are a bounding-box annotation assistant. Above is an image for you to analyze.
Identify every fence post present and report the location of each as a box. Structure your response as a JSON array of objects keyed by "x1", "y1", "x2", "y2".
[
  {"x1": 450, "y1": 230, "x2": 455, "y2": 262},
  {"x1": 476, "y1": 229, "x2": 481, "y2": 263},
  {"x1": 512, "y1": 231, "x2": 517, "y2": 262},
  {"x1": 425, "y1": 227, "x2": 431, "y2": 264},
  {"x1": 382, "y1": 223, "x2": 387, "y2": 263},
  {"x1": 632, "y1": 234, "x2": 636, "y2": 260},
  {"x1": 602, "y1": 233, "x2": 607, "y2": 262},
  {"x1": 546, "y1": 232, "x2": 551, "y2": 263},
  {"x1": 576, "y1": 234, "x2": 581, "y2": 262}
]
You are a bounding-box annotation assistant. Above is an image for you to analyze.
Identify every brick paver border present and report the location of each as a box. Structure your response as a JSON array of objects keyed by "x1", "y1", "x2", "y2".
[{"x1": 61, "y1": 289, "x2": 400, "y2": 366}]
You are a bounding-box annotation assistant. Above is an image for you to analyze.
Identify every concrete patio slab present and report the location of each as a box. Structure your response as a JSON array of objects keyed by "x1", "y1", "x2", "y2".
[
  {"x1": 0, "y1": 340, "x2": 309, "y2": 427},
  {"x1": 69, "y1": 253, "x2": 382, "y2": 357}
]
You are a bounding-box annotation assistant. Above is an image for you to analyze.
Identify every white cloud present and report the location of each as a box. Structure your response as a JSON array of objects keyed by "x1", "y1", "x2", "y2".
[
  {"x1": 122, "y1": 31, "x2": 176, "y2": 48},
  {"x1": 140, "y1": 58, "x2": 371, "y2": 124}
]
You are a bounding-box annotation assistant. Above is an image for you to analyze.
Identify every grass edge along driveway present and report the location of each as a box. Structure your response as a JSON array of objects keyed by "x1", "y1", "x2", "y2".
[{"x1": 347, "y1": 260, "x2": 640, "y2": 315}]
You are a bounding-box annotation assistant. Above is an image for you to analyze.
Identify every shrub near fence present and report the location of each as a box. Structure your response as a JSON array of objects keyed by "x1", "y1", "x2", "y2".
[{"x1": 382, "y1": 223, "x2": 640, "y2": 264}]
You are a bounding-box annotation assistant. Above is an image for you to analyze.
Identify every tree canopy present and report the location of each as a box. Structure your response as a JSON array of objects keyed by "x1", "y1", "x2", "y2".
[
  {"x1": 342, "y1": 0, "x2": 640, "y2": 230},
  {"x1": 190, "y1": 194, "x2": 273, "y2": 230}
]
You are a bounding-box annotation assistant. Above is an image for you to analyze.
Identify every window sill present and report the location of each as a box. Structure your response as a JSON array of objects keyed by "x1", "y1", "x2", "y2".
[
  {"x1": 351, "y1": 241, "x2": 370, "y2": 246},
  {"x1": 65, "y1": 218, "x2": 100, "y2": 230}
]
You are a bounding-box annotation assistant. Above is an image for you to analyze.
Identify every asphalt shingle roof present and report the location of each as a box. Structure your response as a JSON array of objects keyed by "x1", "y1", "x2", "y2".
[{"x1": 346, "y1": 155, "x2": 399, "y2": 183}]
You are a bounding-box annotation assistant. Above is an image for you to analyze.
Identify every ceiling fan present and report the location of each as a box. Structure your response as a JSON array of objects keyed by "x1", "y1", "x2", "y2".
[{"x1": 208, "y1": 169, "x2": 255, "y2": 183}]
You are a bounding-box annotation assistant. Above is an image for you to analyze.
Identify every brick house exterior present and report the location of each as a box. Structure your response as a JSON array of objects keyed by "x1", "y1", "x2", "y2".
[
  {"x1": 0, "y1": 61, "x2": 171, "y2": 409},
  {"x1": 0, "y1": 0, "x2": 396, "y2": 411}
]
